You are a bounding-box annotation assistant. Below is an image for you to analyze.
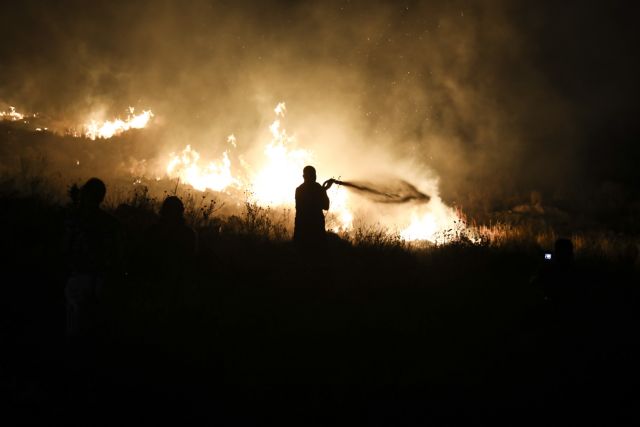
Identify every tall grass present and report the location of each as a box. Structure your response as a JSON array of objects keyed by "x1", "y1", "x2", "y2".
[{"x1": 1, "y1": 170, "x2": 638, "y2": 265}]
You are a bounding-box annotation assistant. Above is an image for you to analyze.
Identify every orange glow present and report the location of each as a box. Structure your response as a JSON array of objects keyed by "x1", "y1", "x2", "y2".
[
  {"x1": 166, "y1": 145, "x2": 238, "y2": 192},
  {"x1": 0, "y1": 106, "x2": 26, "y2": 121},
  {"x1": 161, "y1": 101, "x2": 465, "y2": 241},
  {"x1": 251, "y1": 106, "x2": 312, "y2": 205},
  {"x1": 83, "y1": 107, "x2": 154, "y2": 140}
]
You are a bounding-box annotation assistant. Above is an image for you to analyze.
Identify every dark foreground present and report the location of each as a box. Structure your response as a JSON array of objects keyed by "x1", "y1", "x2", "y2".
[{"x1": 2, "y1": 196, "x2": 639, "y2": 425}]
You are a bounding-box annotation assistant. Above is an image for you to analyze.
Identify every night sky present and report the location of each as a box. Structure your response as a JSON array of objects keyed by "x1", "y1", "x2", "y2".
[{"x1": 1, "y1": 0, "x2": 639, "y2": 210}]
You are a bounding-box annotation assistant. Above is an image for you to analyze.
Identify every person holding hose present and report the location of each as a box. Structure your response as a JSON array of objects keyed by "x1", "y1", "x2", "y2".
[{"x1": 294, "y1": 165, "x2": 334, "y2": 250}]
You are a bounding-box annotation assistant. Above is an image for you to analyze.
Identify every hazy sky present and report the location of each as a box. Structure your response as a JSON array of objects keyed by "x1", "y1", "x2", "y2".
[{"x1": 1, "y1": 0, "x2": 638, "y2": 208}]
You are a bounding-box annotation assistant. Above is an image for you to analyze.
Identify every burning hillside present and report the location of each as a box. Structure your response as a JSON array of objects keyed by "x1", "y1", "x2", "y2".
[
  {"x1": 145, "y1": 101, "x2": 464, "y2": 242},
  {"x1": 83, "y1": 108, "x2": 154, "y2": 140},
  {"x1": 0, "y1": 106, "x2": 28, "y2": 121},
  {"x1": 1, "y1": 105, "x2": 153, "y2": 140},
  {"x1": 1, "y1": 101, "x2": 463, "y2": 243}
]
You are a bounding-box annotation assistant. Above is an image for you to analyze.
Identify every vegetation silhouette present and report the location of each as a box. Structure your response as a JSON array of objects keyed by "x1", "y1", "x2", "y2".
[{"x1": 1, "y1": 174, "x2": 637, "y2": 424}]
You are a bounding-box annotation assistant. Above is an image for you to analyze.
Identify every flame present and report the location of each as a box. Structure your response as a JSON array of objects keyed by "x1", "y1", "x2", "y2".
[
  {"x1": 251, "y1": 108, "x2": 312, "y2": 205},
  {"x1": 166, "y1": 145, "x2": 238, "y2": 192},
  {"x1": 83, "y1": 107, "x2": 153, "y2": 140},
  {"x1": 163, "y1": 102, "x2": 346, "y2": 223},
  {"x1": 163, "y1": 102, "x2": 315, "y2": 205},
  {"x1": 326, "y1": 185, "x2": 353, "y2": 231},
  {"x1": 0, "y1": 106, "x2": 26, "y2": 121},
  {"x1": 162, "y1": 101, "x2": 464, "y2": 242},
  {"x1": 3, "y1": 100, "x2": 465, "y2": 242},
  {"x1": 399, "y1": 199, "x2": 462, "y2": 243},
  {"x1": 274, "y1": 102, "x2": 286, "y2": 117}
]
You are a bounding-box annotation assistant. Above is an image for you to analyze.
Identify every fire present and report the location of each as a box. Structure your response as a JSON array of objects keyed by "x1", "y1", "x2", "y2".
[
  {"x1": 401, "y1": 212, "x2": 439, "y2": 241},
  {"x1": 250, "y1": 104, "x2": 312, "y2": 205},
  {"x1": 0, "y1": 106, "x2": 26, "y2": 121},
  {"x1": 162, "y1": 102, "x2": 315, "y2": 203},
  {"x1": 161, "y1": 101, "x2": 464, "y2": 243},
  {"x1": 163, "y1": 102, "x2": 352, "y2": 225},
  {"x1": 3, "y1": 99, "x2": 465, "y2": 243},
  {"x1": 83, "y1": 107, "x2": 153, "y2": 140},
  {"x1": 325, "y1": 185, "x2": 353, "y2": 231},
  {"x1": 2, "y1": 105, "x2": 152, "y2": 138},
  {"x1": 166, "y1": 145, "x2": 238, "y2": 192},
  {"x1": 399, "y1": 199, "x2": 463, "y2": 243}
]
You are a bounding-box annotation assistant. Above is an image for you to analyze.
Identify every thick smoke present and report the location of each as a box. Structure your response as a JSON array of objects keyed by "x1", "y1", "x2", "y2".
[{"x1": 1, "y1": 0, "x2": 638, "y2": 219}]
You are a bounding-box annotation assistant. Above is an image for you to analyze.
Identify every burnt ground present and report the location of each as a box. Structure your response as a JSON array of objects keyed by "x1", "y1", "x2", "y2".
[{"x1": 1, "y1": 194, "x2": 639, "y2": 425}]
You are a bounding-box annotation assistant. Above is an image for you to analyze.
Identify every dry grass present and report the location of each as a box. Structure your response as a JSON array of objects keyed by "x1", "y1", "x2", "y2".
[{"x1": 1, "y1": 170, "x2": 638, "y2": 264}]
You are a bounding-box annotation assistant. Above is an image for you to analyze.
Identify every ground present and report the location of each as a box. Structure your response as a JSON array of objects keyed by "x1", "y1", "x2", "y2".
[{"x1": 1, "y1": 192, "x2": 638, "y2": 425}]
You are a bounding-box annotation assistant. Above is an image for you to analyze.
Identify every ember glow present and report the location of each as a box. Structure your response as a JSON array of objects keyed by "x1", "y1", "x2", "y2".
[{"x1": 83, "y1": 107, "x2": 154, "y2": 140}]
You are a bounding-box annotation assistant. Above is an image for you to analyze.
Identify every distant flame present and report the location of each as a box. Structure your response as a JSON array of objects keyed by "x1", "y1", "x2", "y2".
[
  {"x1": 166, "y1": 145, "x2": 238, "y2": 192},
  {"x1": 83, "y1": 107, "x2": 153, "y2": 140},
  {"x1": 274, "y1": 102, "x2": 286, "y2": 117},
  {"x1": 0, "y1": 106, "x2": 26, "y2": 121}
]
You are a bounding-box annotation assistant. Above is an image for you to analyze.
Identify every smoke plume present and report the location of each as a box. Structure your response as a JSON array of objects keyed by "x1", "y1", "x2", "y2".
[{"x1": 1, "y1": 0, "x2": 638, "y2": 222}]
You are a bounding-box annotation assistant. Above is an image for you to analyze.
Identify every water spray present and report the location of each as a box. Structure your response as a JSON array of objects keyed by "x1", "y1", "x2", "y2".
[{"x1": 324, "y1": 178, "x2": 431, "y2": 204}]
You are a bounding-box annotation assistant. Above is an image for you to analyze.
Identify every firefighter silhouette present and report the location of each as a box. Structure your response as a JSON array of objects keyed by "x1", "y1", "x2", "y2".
[{"x1": 294, "y1": 166, "x2": 333, "y2": 249}]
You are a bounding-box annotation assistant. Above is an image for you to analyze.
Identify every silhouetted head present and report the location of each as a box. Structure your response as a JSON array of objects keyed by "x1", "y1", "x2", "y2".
[
  {"x1": 80, "y1": 178, "x2": 106, "y2": 209},
  {"x1": 554, "y1": 238, "x2": 574, "y2": 266},
  {"x1": 303, "y1": 165, "x2": 317, "y2": 183},
  {"x1": 160, "y1": 196, "x2": 185, "y2": 225}
]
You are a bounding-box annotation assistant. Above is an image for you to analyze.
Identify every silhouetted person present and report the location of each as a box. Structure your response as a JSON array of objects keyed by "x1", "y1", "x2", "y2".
[
  {"x1": 294, "y1": 166, "x2": 333, "y2": 250},
  {"x1": 533, "y1": 238, "x2": 577, "y2": 305},
  {"x1": 63, "y1": 178, "x2": 122, "y2": 338},
  {"x1": 146, "y1": 196, "x2": 197, "y2": 263}
]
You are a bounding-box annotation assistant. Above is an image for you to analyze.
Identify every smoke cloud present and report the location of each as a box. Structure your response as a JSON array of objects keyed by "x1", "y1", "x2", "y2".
[{"x1": 1, "y1": 0, "x2": 638, "y2": 219}]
